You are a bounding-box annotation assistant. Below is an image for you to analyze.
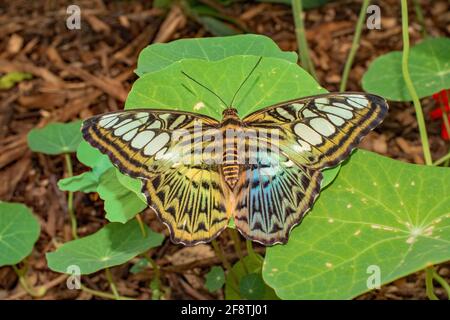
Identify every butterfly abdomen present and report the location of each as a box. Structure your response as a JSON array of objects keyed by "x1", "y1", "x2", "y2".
[{"x1": 222, "y1": 144, "x2": 240, "y2": 189}]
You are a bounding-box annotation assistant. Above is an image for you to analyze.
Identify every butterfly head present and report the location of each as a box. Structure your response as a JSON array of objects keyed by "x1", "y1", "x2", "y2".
[{"x1": 222, "y1": 108, "x2": 239, "y2": 119}]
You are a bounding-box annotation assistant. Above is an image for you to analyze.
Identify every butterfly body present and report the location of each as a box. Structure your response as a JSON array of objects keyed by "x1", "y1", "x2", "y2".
[{"x1": 82, "y1": 92, "x2": 388, "y2": 246}]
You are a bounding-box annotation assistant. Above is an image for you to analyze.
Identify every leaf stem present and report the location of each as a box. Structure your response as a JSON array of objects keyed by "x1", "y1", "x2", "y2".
[
  {"x1": 211, "y1": 239, "x2": 238, "y2": 285},
  {"x1": 425, "y1": 266, "x2": 439, "y2": 300},
  {"x1": 64, "y1": 153, "x2": 78, "y2": 239},
  {"x1": 135, "y1": 214, "x2": 147, "y2": 238},
  {"x1": 80, "y1": 284, "x2": 134, "y2": 300},
  {"x1": 431, "y1": 268, "x2": 450, "y2": 300},
  {"x1": 228, "y1": 229, "x2": 248, "y2": 274},
  {"x1": 339, "y1": 0, "x2": 370, "y2": 92},
  {"x1": 104, "y1": 268, "x2": 120, "y2": 300},
  {"x1": 291, "y1": 0, "x2": 317, "y2": 79},
  {"x1": 434, "y1": 151, "x2": 450, "y2": 166},
  {"x1": 400, "y1": 0, "x2": 432, "y2": 166},
  {"x1": 145, "y1": 255, "x2": 162, "y2": 300},
  {"x1": 412, "y1": 0, "x2": 427, "y2": 38},
  {"x1": 12, "y1": 265, "x2": 46, "y2": 298}
]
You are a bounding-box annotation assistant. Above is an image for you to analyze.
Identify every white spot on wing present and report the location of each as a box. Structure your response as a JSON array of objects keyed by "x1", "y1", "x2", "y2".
[
  {"x1": 294, "y1": 123, "x2": 323, "y2": 145},
  {"x1": 144, "y1": 133, "x2": 170, "y2": 156},
  {"x1": 131, "y1": 130, "x2": 155, "y2": 149},
  {"x1": 99, "y1": 116, "x2": 118, "y2": 128},
  {"x1": 310, "y1": 118, "x2": 336, "y2": 137}
]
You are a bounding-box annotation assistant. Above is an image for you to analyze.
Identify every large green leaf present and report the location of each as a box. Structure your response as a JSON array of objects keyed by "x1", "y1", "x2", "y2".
[
  {"x1": 135, "y1": 34, "x2": 297, "y2": 76},
  {"x1": 263, "y1": 150, "x2": 450, "y2": 299},
  {"x1": 46, "y1": 219, "x2": 164, "y2": 275},
  {"x1": 0, "y1": 202, "x2": 40, "y2": 266},
  {"x1": 27, "y1": 120, "x2": 83, "y2": 155},
  {"x1": 362, "y1": 37, "x2": 450, "y2": 101},
  {"x1": 129, "y1": 55, "x2": 325, "y2": 120}
]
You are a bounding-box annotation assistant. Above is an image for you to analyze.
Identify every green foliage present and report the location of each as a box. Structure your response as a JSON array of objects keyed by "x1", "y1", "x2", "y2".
[
  {"x1": 0, "y1": 202, "x2": 40, "y2": 266},
  {"x1": 129, "y1": 55, "x2": 325, "y2": 119},
  {"x1": 263, "y1": 150, "x2": 450, "y2": 299},
  {"x1": 136, "y1": 34, "x2": 297, "y2": 76},
  {"x1": 27, "y1": 120, "x2": 83, "y2": 155},
  {"x1": 0, "y1": 71, "x2": 32, "y2": 90},
  {"x1": 225, "y1": 253, "x2": 278, "y2": 300},
  {"x1": 58, "y1": 141, "x2": 145, "y2": 223},
  {"x1": 362, "y1": 37, "x2": 450, "y2": 101},
  {"x1": 240, "y1": 273, "x2": 266, "y2": 299},
  {"x1": 205, "y1": 266, "x2": 226, "y2": 292},
  {"x1": 46, "y1": 219, "x2": 164, "y2": 275},
  {"x1": 97, "y1": 169, "x2": 146, "y2": 223},
  {"x1": 197, "y1": 16, "x2": 239, "y2": 37},
  {"x1": 130, "y1": 258, "x2": 149, "y2": 274}
]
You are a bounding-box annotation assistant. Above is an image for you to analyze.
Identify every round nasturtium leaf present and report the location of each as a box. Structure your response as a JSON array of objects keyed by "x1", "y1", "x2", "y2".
[
  {"x1": 27, "y1": 120, "x2": 83, "y2": 155},
  {"x1": 362, "y1": 37, "x2": 450, "y2": 101},
  {"x1": 239, "y1": 272, "x2": 266, "y2": 300},
  {"x1": 135, "y1": 34, "x2": 298, "y2": 76},
  {"x1": 263, "y1": 149, "x2": 450, "y2": 299},
  {"x1": 205, "y1": 266, "x2": 226, "y2": 292},
  {"x1": 225, "y1": 253, "x2": 279, "y2": 300},
  {"x1": 0, "y1": 202, "x2": 40, "y2": 267},
  {"x1": 128, "y1": 55, "x2": 326, "y2": 120},
  {"x1": 46, "y1": 219, "x2": 164, "y2": 275}
]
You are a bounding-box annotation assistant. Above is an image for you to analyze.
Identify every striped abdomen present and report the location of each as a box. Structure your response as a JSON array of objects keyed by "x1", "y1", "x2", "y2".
[{"x1": 222, "y1": 142, "x2": 240, "y2": 189}]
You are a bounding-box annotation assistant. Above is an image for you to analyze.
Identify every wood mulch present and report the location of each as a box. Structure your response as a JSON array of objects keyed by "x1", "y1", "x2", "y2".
[{"x1": 0, "y1": 0, "x2": 448, "y2": 300}]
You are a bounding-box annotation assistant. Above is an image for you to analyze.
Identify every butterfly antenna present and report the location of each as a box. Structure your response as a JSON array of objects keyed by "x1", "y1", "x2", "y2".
[
  {"x1": 181, "y1": 71, "x2": 228, "y2": 107},
  {"x1": 229, "y1": 56, "x2": 263, "y2": 108}
]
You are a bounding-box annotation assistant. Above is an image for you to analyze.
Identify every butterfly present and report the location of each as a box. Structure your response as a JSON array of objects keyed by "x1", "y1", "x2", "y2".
[{"x1": 82, "y1": 59, "x2": 388, "y2": 246}]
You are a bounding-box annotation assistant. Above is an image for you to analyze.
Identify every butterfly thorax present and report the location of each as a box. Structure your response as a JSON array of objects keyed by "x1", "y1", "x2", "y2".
[{"x1": 221, "y1": 108, "x2": 242, "y2": 189}]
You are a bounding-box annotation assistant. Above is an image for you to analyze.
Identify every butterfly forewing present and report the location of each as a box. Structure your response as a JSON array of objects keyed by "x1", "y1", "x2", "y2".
[{"x1": 243, "y1": 93, "x2": 388, "y2": 169}]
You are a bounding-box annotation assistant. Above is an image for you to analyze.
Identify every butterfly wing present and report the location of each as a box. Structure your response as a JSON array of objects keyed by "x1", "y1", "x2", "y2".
[
  {"x1": 233, "y1": 93, "x2": 388, "y2": 245},
  {"x1": 243, "y1": 93, "x2": 388, "y2": 169},
  {"x1": 82, "y1": 110, "x2": 231, "y2": 245},
  {"x1": 233, "y1": 148, "x2": 322, "y2": 245}
]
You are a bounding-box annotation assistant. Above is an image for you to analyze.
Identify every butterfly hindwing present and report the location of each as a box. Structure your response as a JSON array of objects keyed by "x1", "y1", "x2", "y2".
[
  {"x1": 243, "y1": 93, "x2": 388, "y2": 169},
  {"x1": 142, "y1": 164, "x2": 231, "y2": 245},
  {"x1": 233, "y1": 149, "x2": 322, "y2": 245}
]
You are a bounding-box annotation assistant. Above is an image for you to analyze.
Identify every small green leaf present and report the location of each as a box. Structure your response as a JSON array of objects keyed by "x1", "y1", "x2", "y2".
[
  {"x1": 97, "y1": 168, "x2": 147, "y2": 223},
  {"x1": 225, "y1": 253, "x2": 278, "y2": 300},
  {"x1": 0, "y1": 72, "x2": 32, "y2": 90},
  {"x1": 362, "y1": 37, "x2": 450, "y2": 101},
  {"x1": 58, "y1": 141, "x2": 114, "y2": 193},
  {"x1": 264, "y1": 149, "x2": 450, "y2": 299},
  {"x1": 115, "y1": 169, "x2": 147, "y2": 203},
  {"x1": 130, "y1": 258, "x2": 149, "y2": 274},
  {"x1": 46, "y1": 219, "x2": 164, "y2": 274},
  {"x1": 239, "y1": 273, "x2": 266, "y2": 300},
  {"x1": 76, "y1": 140, "x2": 111, "y2": 172},
  {"x1": 58, "y1": 171, "x2": 99, "y2": 193},
  {"x1": 205, "y1": 266, "x2": 225, "y2": 292},
  {"x1": 135, "y1": 34, "x2": 297, "y2": 76},
  {"x1": 27, "y1": 120, "x2": 83, "y2": 155},
  {"x1": 0, "y1": 202, "x2": 40, "y2": 266}
]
